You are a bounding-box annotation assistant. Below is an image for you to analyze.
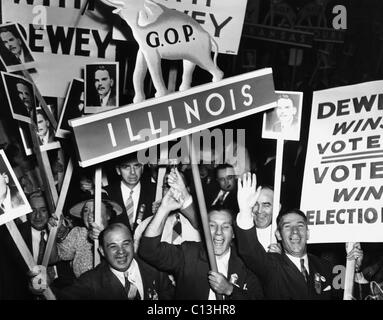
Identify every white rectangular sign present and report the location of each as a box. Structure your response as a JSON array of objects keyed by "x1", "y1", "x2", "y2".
[{"x1": 301, "y1": 81, "x2": 383, "y2": 243}]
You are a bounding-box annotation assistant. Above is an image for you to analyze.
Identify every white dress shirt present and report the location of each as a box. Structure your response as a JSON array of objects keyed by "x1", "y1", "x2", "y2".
[
  {"x1": 100, "y1": 91, "x2": 112, "y2": 106},
  {"x1": 285, "y1": 253, "x2": 309, "y2": 275},
  {"x1": 31, "y1": 227, "x2": 48, "y2": 262},
  {"x1": 110, "y1": 258, "x2": 144, "y2": 299},
  {"x1": 121, "y1": 181, "x2": 141, "y2": 223},
  {"x1": 257, "y1": 225, "x2": 272, "y2": 251},
  {"x1": 208, "y1": 248, "x2": 231, "y2": 300}
]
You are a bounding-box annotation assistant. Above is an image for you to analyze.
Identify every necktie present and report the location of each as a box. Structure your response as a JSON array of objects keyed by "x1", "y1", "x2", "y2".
[
  {"x1": 218, "y1": 191, "x2": 227, "y2": 205},
  {"x1": 300, "y1": 258, "x2": 308, "y2": 283},
  {"x1": 124, "y1": 276, "x2": 141, "y2": 300},
  {"x1": 171, "y1": 213, "x2": 182, "y2": 244},
  {"x1": 0, "y1": 203, "x2": 5, "y2": 215},
  {"x1": 125, "y1": 190, "x2": 134, "y2": 229},
  {"x1": 37, "y1": 231, "x2": 46, "y2": 265}
]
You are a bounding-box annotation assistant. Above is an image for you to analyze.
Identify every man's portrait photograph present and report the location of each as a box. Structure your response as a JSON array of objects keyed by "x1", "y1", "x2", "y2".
[
  {"x1": 262, "y1": 91, "x2": 303, "y2": 141},
  {"x1": 56, "y1": 78, "x2": 84, "y2": 138},
  {"x1": 0, "y1": 149, "x2": 31, "y2": 226},
  {"x1": 1, "y1": 72, "x2": 36, "y2": 124},
  {"x1": 85, "y1": 62, "x2": 119, "y2": 114},
  {"x1": 0, "y1": 23, "x2": 35, "y2": 72}
]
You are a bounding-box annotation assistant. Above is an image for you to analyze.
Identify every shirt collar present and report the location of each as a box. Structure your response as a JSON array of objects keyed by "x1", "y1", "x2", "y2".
[
  {"x1": 285, "y1": 252, "x2": 309, "y2": 273},
  {"x1": 121, "y1": 181, "x2": 141, "y2": 194},
  {"x1": 100, "y1": 90, "x2": 112, "y2": 106},
  {"x1": 109, "y1": 258, "x2": 139, "y2": 281},
  {"x1": 216, "y1": 247, "x2": 231, "y2": 276}
]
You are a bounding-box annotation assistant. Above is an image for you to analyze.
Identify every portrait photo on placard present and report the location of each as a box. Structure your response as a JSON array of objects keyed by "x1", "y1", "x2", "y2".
[
  {"x1": 56, "y1": 78, "x2": 84, "y2": 138},
  {"x1": 0, "y1": 23, "x2": 36, "y2": 72},
  {"x1": 85, "y1": 62, "x2": 119, "y2": 114},
  {"x1": 242, "y1": 49, "x2": 257, "y2": 69},
  {"x1": 1, "y1": 71, "x2": 36, "y2": 124},
  {"x1": 262, "y1": 91, "x2": 303, "y2": 141},
  {"x1": 0, "y1": 149, "x2": 31, "y2": 226}
]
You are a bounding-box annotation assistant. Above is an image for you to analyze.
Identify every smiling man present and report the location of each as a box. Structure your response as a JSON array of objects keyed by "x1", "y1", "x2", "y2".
[
  {"x1": 139, "y1": 188, "x2": 263, "y2": 300},
  {"x1": 235, "y1": 173, "x2": 365, "y2": 300},
  {"x1": 28, "y1": 223, "x2": 174, "y2": 300}
]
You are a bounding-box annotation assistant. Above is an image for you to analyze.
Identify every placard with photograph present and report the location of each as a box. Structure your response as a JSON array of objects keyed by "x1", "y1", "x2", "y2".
[
  {"x1": 85, "y1": 62, "x2": 119, "y2": 114},
  {"x1": 1, "y1": 71, "x2": 36, "y2": 124},
  {"x1": 0, "y1": 149, "x2": 32, "y2": 226},
  {"x1": 56, "y1": 79, "x2": 84, "y2": 138},
  {"x1": 0, "y1": 22, "x2": 36, "y2": 72},
  {"x1": 262, "y1": 91, "x2": 303, "y2": 141}
]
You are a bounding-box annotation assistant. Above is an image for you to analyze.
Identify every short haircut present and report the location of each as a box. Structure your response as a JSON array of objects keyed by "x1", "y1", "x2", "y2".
[
  {"x1": 208, "y1": 205, "x2": 233, "y2": 223},
  {"x1": 36, "y1": 109, "x2": 47, "y2": 120},
  {"x1": 115, "y1": 152, "x2": 140, "y2": 167},
  {"x1": 216, "y1": 163, "x2": 234, "y2": 173},
  {"x1": 99, "y1": 222, "x2": 131, "y2": 248},
  {"x1": 0, "y1": 27, "x2": 18, "y2": 38},
  {"x1": 278, "y1": 93, "x2": 291, "y2": 101},
  {"x1": 276, "y1": 208, "x2": 307, "y2": 229},
  {"x1": 95, "y1": 65, "x2": 113, "y2": 80}
]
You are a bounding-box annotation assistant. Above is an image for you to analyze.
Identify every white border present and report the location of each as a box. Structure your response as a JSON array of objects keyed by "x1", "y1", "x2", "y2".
[
  {"x1": 84, "y1": 62, "x2": 119, "y2": 114},
  {"x1": 0, "y1": 149, "x2": 32, "y2": 226}
]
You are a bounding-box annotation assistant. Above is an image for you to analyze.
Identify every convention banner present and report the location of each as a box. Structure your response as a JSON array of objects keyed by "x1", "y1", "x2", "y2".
[
  {"x1": 112, "y1": 0, "x2": 248, "y2": 55},
  {"x1": 70, "y1": 68, "x2": 276, "y2": 167},
  {"x1": 301, "y1": 80, "x2": 383, "y2": 243},
  {"x1": 1, "y1": 0, "x2": 116, "y2": 97}
]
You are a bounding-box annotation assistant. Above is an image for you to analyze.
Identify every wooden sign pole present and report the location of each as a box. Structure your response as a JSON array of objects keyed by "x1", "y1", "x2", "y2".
[
  {"x1": 187, "y1": 135, "x2": 222, "y2": 300},
  {"x1": 270, "y1": 138, "x2": 284, "y2": 245},
  {"x1": 94, "y1": 167, "x2": 102, "y2": 267},
  {"x1": 343, "y1": 242, "x2": 356, "y2": 300},
  {"x1": 5, "y1": 221, "x2": 56, "y2": 300},
  {"x1": 42, "y1": 158, "x2": 73, "y2": 267}
]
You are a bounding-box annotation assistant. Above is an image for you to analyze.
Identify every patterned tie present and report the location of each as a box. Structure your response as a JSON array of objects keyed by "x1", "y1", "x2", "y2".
[
  {"x1": 218, "y1": 191, "x2": 227, "y2": 205},
  {"x1": 124, "y1": 276, "x2": 141, "y2": 300},
  {"x1": 171, "y1": 213, "x2": 182, "y2": 244},
  {"x1": 300, "y1": 258, "x2": 308, "y2": 283},
  {"x1": 125, "y1": 190, "x2": 134, "y2": 229},
  {"x1": 37, "y1": 231, "x2": 46, "y2": 265}
]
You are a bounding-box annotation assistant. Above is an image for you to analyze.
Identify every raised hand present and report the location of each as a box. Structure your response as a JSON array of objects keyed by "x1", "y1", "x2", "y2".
[
  {"x1": 167, "y1": 168, "x2": 190, "y2": 201},
  {"x1": 237, "y1": 172, "x2": 260, "y2": 213},
  {"x1": 159, "y1": 187, "x2": 184, "y2": 213},
  {"x1": 346, "y1": 242, "x2": 364, "y2": 272}
]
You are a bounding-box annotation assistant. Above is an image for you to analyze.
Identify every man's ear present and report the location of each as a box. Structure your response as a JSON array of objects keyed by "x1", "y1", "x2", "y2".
[
  {"x1": 98, "y1": 246, "x2": 105, "y2": 258},
  {"x1": 111, "y1": 78, "x2": 114, "y2": 88},
  {"x1": 115, "y1": 166, "x2": 121, "y2": 176},
  {"x1": 3, "y1": 174, "x2": 9, "y2": 184},
  {"x1": 275, "y1": 228, "x2": 282, "y2": 241},
  {"x1": 306, "y1": 228, "x2": 310, "y2": 241},
  {"x1": 292, "y1": 107, "x2": 297, "y2": 116}
]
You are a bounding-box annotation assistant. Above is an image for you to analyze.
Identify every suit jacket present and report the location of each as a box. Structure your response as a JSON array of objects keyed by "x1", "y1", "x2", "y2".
[
  {"x1": 105, "y1": 181, "x2": 155, "y2": 232},
  {"x1": 235, "y1": 225, "x2": 334, "y2": 300},
  {"x1": 139, "y1": 235, "x2": 264, "y2": 300},
  {"x1": 56, "y1": 258, "x2": 174, "y2": 300},
  {"x1": 1, "y1": 47, "x2": 33, "y2": 67},
  {"x1": 89, "y1": 89, "x2": 117, "y2": 107}
]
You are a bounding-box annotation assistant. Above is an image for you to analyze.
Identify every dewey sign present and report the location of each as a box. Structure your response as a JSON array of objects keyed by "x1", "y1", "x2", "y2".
[{"x1": 70, "y1": 68, "x2": 276, "y2": 167}]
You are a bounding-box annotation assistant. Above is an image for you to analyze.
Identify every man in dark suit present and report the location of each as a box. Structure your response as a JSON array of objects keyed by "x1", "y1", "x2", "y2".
[
  {"x1": 235, "y1": 173, "x2": 365, "y2": 300},
  {"x1": 29, "y1": 223, "x2": 174, "y2": 300},
  {"x1": 139, "y1": 188, "x2": 264, "y2": 300},
  {"x1": 106, "y1": 153, "x2": 155, "y2": 233},
  {"x1": 0, "y1": 27, "x2": 33, "y2": 66},
  {"x1": 0, "y1": 192, "x2": 72, "y2": 299},
  {"x1": 209, "y1": 164, "x2": 239, "y2": 215},
  {"x1": 88, "y1": 65, "x2": 117, "y2": 107},
  {"x1": 271, "y1": 94, "x2": 299, "y2": 134}
]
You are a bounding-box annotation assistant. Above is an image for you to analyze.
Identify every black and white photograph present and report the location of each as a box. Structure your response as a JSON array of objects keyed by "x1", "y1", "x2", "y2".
[
  {"x1": 1, "y1": 71, "x2": 35, "y2": 124},
  {"x1": 1, "y1": 0, "x2": 383, "y2": 307},
  {"x1": 262, "y1": 91, "x2": 303, "y2": 141},
  {"x1": 85, "y1": 62, "x2": 119, "y2": 114},
  {"x1": 0, "y1": 23, "x2": 35, "y2": 72},
  {"x1": 0, "y1": 149, "x2": 31, "y2": 226},
  {"x1": 56, "y1": 78, "x2": 84, "y2": 138}
]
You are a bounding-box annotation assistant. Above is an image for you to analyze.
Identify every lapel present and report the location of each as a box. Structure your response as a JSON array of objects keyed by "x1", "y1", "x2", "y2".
[
  {"x1": 100, "y1": 263, "x2": 127, "y2": 299},
  {"x1": 281, "y1": 253, "x2": 309, "y2": 290},
  {"x1": 19, "y1": 222, "x2": 33, "y2": 253}
]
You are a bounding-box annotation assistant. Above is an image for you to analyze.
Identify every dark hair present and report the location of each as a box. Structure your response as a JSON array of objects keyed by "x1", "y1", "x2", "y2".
[
  {"x1": 115, "y1": 152, "x2": 140, "y2": 167},
  {"x1": 276, "y1": 208, "x2": 307, "y2": 229},
  {"x1": 99, "y1": 222, "x2": 131, "y2": 248},
  {"x1": 208, "y1": 205, "x2": 234, "y2": 222},
  {"x1": 94, "y1": 65, "x2": 113, "y2": 80},
  {"x1": 36, "y1": 109, "x2": 47, "y2": 120},
  {"x1": 216, "y1": 164, "x2": 234, "y2": 172},
  {"x1": 0, "y1": 27, "x2": 19, "y2": 39}
]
